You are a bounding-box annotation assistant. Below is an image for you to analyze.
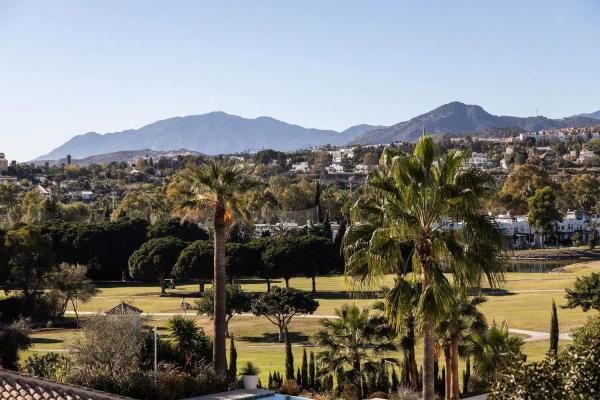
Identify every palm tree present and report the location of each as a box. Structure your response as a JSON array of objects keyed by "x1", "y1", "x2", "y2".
[
  {"x1": 315, "y1": 304, "x2": 397, "y2": 395},
  {"x1": 469, "y1": 321, "x2": 524, "y2": 385},
  {"x1": 343, "y1": 136, "x2": 506, "y2": 400},
  {"x1": 437, "y1": 291, "x2": 487, "y2": 400},
  {"x1": 167, "y1": 160, "x2": 256, "y2": 376},
  {"x1": 374, "y1": 274, "x2": 420, "y2": 389}
]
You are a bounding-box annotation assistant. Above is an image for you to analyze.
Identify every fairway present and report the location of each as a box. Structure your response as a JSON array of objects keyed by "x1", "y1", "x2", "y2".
[{"x1": 22, "y1": 260, "x2": 600, "y2": 383}]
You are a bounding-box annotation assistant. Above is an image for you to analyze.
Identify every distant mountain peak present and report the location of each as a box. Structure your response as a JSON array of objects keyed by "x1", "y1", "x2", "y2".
[
  {"x1": 351, "y1": 102, "x2": 599, "y2": 144},
  {"x1": 34, "y1": 112, "x2": 381, "y2": 161}
]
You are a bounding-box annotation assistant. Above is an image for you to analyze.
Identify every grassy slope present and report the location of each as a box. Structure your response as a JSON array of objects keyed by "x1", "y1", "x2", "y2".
[{"x1": 21, "y1": 261, "x2": 600, "y2": 383}]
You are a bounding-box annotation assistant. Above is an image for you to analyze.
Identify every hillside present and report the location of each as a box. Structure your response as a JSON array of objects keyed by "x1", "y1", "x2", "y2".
[
  {"x1": 352, "y1": 102, "x2": 600, "y2": 144},
  {"x1": 35, "y1": 112, "x2": 380, "y2": 161}
]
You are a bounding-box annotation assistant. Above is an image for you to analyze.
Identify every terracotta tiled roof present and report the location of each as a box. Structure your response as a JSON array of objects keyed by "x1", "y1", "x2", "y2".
[
  {"x1": 104, "y1": 302, "x2": 143, "y2": 315},
  {"x1": 0, "y1": 369, "x2": 131, "y2": 400}
]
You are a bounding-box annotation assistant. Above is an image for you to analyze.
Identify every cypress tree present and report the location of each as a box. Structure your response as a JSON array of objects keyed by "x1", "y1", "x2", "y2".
[
  {"x1": 297, "y1": 367, "x2": 302, "y2": 384},
  {"x1": 285, "y1": 328, "x2": 294, "y2": 380},
  {"x1": 550, "y1": 299, "x2": 559, "y2": 353},
  {"x1": 309, "y1": 351, "x2": 316, "y2": 389},
  {"x1": 301, "y1": 348, "x2": 308, "y2": 387},
  {"x1": 268, "y1": 372, "x2": 273, "y2": 389},
  {"x1": 228, "y1": 335, "x2": 237, "y2": 383}
]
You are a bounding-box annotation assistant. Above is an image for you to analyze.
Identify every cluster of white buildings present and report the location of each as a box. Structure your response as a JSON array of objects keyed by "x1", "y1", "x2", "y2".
[{"x1": 494, "y1": 210, "x2": 600, "y2": 248}]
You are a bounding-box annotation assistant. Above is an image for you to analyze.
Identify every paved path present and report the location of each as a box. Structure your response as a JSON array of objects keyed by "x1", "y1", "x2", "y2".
[{"x1": 63, "y1": 311, "x2": 573, "y2": 342}]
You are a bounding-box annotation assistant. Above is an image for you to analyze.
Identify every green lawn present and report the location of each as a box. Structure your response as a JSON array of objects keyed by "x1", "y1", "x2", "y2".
[{"x1": 18, "y1": 260, "x2": 600, "y2": 383}]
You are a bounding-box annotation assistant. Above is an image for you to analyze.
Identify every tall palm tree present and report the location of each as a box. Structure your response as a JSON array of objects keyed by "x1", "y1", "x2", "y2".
[
  {"x1": 167, "y1": 160, "x2": 256, "y2": 376},
  {"x1": 343, "y1": 136, "x2": 506, "y2": 400},
  {"x1": 437, "y1": 291, "x2": 487, "y2": 400},
  {"x1": 315, "y1": 304, "x2": 397, "y2": 395}
]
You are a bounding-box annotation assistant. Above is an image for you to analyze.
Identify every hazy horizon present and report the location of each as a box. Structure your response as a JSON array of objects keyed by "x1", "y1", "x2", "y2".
[{"x1": 1, "y1": 0, "x2": 599, "y2": 161}]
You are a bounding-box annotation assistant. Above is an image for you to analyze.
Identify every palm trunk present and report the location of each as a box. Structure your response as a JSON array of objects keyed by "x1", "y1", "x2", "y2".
[
  {"x1": 450, "y1": 337, "x2": 460, "y2": 400},
  {"x1": 407, "y1": 316, "x2": 418, "y2": 389},
  {"x1": 213, "y1": 202, "x2": 227, "y2": 376},
  {"x1": 444, "y1": 345, "x2": 451, "y2": 400},
  {"x1": 419, "y1": 245, "x2": 435, "y2": 400}
]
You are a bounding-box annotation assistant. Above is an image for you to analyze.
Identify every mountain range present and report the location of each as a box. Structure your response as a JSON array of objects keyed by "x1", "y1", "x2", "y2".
[
  {"x1": 35, "y1": 112, "x2": 382, "y2": 162},
  {"x1": 351, "y1": 102, "x2": 600, "y2": 144},
  {"x1": 35, "y1": 102, "x2": 600, "y2": 162}
]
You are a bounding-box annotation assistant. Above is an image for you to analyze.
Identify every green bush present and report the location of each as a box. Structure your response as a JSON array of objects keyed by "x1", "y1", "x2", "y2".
[{"x1": 24, "y1": 353, "x2": 70, "y2": 382}]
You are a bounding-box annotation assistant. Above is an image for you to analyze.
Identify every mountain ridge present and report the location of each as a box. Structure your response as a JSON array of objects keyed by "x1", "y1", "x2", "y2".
[
  {"x1": 35, "y1": 112, "x2": 380, "y2": 161},
  {"x1": 34, "y1": 103, "x2": 600, "y2": 162},
  {"x1": 351, "y1": 101, "x2": 599, "y2": 144}
]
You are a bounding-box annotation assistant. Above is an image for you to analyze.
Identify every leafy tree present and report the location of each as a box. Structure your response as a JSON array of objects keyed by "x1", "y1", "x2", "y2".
[
  {"x1": 110, "y1": 192, "x2": 152, "y2": 221},
  {"x1": 4, "y1": 225, "x2": 55, "y2": 302},
  {"x1": 168, "y1": 160, "x2": 256, "y2": 375},
  {"x1": 128, "y1": 236, "x2": 187, "y2": 294},
  {"x1": 174, "y1": 240, "x2": 214, "y2": 293},
  {"x1": 343, "y1": 137, "x2": 506, "y2": 400},
  {"x1": 194, "y1": 284, "x2": 252, "y2": 337},
  {"x1": 501, "y1": 164, "x2": 553, "y2": 214},
  {"x1": 527, "y1": 186, "x2": 562, "y2": 248},
  {"x1": 550, "y1": 300, "x2": 559, "y2": 354},
  {"x1": 0, "y1": 319, "x2": 31, "y2": 370},
  {"x1": 46, "y1": 263, "x2": 98, "y2": 326},
  {"x1": 251, "y1": 286, "x2": 319, "y2": 342},
  {"x1": 69, "y1": 314, "x2": 146, "y2": 381},
  {"x1": 563, "y1": 272, "x2": 600, "y2": 312},
  {"x1": 147, "y1": 218, "x2": 208, "y2": 242},
  {"x1": 315, "y1": 304, "x2": 397, "y2": 394},
  {"x1": 561, "y1": 174, "x2": 600, "y2": 212}
]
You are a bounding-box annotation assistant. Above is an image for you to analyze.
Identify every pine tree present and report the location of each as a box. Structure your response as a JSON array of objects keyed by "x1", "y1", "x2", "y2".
[
  {"x1": 284, "y1": 328, "x2": 294, "y2": 380},
  {"x1": 301, "y1": 348, "x2": 308, "y2": 387},
  {"x1": 550, "y1": 299, "x2": 559, "y2": 353},
  {"x1": 228, "y1": 335, "x2": 237, "y2": 383},
  {"x1": 309, "y1": 351, "x2": 316, "y2": 389},
  {"x1": 462, "y1": 356, "x2": 471, "y2": 395}
]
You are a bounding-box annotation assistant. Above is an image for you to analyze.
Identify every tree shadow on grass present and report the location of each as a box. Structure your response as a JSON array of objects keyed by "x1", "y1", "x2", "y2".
[
  {"x1": 31, "y1": 337, "x2": 63, "y2": 345},
  {"x1": 477, "y1": 288, "x2": 516, "y2": 296},
  {"x1": 240, "y1": 331, "x2": 310, "y2": 344},
  {"x1": 313, "y1": 290, "x2": 379, "y2": 300}
]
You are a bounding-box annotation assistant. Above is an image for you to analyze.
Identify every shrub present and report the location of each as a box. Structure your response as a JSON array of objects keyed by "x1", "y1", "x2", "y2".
[
  {"x1": 24, "y1": 353, "x2": 70, "y2": 382},
  {"x1": 241, "y1": 361, "x2": 260, "y2": 375},
  {"x1": 280, "y1": 379, "x2": 301, "y2": 396},
  {"x1": 368, "y1": 391, "x2": 389, "y2": 399},
  {"x1": 342, "y1": 383, "x2": 360, "y2": 400}
]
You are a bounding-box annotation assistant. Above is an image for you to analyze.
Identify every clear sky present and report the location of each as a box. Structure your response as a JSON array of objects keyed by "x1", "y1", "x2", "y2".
[{"x1": 1, "y1": 0, "x2": 599, "y2": 161}]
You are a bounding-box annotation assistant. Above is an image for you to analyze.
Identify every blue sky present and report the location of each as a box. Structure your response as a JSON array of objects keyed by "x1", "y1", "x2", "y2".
[{"x1": 1, "y1": 1, "x2": 599, "y2": 161}]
